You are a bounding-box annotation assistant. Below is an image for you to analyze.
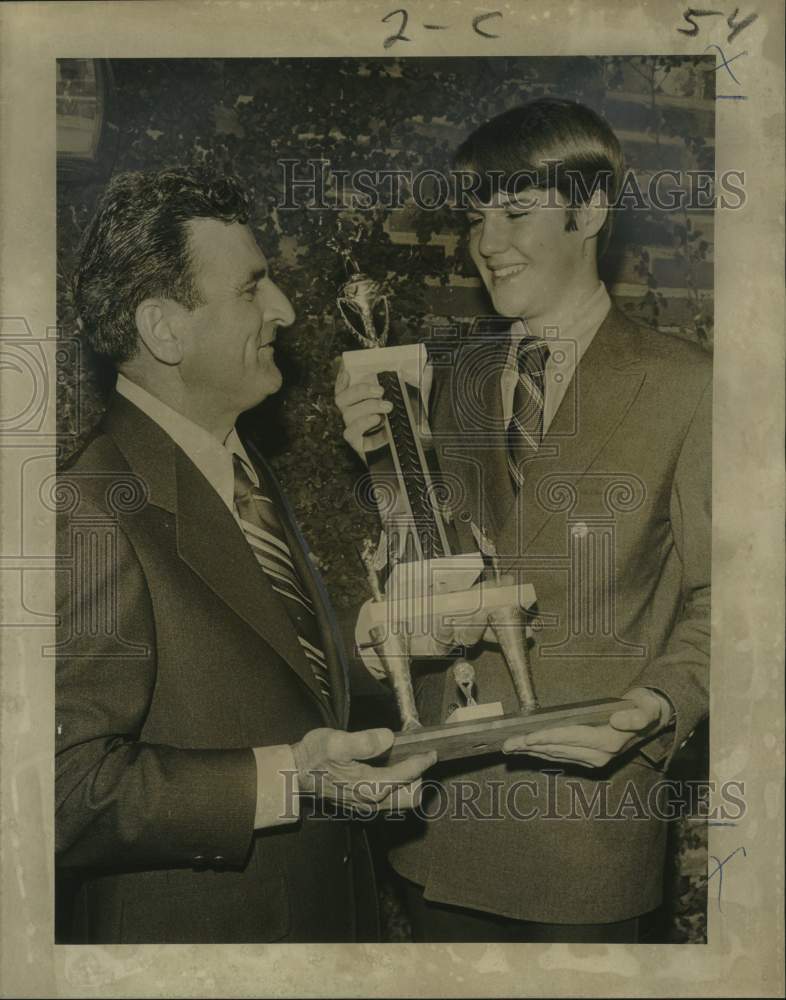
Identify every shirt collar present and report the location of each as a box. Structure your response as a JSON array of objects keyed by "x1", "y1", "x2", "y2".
[
  {"x1": 115, "y1": 374, "x2": 258, "y2": 511},
  {"x1": 509, "y1": 281, "x2": 611, "y2": 359}
]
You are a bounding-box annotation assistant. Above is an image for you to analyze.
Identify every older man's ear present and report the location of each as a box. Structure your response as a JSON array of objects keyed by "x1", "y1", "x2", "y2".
[{"x1": 134, "y1": 298, "x2": 184, "y2": 366}]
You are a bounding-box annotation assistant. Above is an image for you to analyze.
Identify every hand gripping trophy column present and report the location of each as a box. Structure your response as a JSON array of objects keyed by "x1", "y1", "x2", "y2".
[{"x1": 333, "y1": 235, "x2": 630, "y2": 763}]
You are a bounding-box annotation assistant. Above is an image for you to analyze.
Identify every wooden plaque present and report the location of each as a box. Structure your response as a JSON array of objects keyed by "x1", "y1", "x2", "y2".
[{"x1": 384, "y1": 698, "x2": 634, "y2": 764}]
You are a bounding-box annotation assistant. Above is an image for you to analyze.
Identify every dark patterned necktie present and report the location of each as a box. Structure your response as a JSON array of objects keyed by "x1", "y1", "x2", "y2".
[
  {"x1": 507, "y1": 338, "x2": 550, "y2": 489},
  {"x1": 233, "y1": 456, "x2": 331, "y2": 702}
]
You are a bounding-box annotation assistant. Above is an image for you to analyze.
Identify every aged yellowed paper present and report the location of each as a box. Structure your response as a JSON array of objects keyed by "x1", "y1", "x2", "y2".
[{"x1": 0, "y1": 0, "x2": 783, "y2": 996}]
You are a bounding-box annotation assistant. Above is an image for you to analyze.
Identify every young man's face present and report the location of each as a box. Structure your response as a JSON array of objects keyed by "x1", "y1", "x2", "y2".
[
  {"x1": 174, "y1": 219, "x2": 295, "y2": 415},
  {"x1": 466, "y1": 187, "x2": 588, "y2": 322}
]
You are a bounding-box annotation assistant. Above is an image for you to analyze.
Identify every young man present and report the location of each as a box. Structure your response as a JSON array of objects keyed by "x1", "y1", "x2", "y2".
[
  {"x1": 337, "y1": 98, "x2": 711, "y2": 942},
  {"x1": 55, "y1": 168, "x2": 436, "y2": 943}
]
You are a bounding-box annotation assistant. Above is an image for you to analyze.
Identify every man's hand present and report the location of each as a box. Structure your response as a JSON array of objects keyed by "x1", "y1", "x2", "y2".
[
  {"x1": 292, "y1": 727, "x2": 436, "y2": 809},
  {"x1": 501, "y1": 687, "x2": 673, "y2": 768},
  {"x1": 334, "y1": 364, "x2": 391, "y2": 458}
]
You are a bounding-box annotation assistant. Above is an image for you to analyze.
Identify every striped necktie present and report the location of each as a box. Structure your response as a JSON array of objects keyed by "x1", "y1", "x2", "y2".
[
  {"x1": 507, "y1": 338, "x2": 550, "y2": 490},
  {"x1": 232, "y1": 456, "x2": 331, "y2": 702}
]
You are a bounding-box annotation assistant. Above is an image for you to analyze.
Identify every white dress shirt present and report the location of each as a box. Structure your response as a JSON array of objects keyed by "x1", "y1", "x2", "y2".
[
  {"x1": 116, "y1": 374, "x2": 300, "y2": 829},
  {"x1": 500, "y1": 281, "x2": 611, "y2": 432}
]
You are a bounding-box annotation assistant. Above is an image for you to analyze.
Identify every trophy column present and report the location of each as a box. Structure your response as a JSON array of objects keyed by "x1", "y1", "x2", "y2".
[
  {"x1": 368, "y1": 623, "x2": 422, "y2": 732},
  {"x1": 487, "y1": 606, "x2": 539, "y2": 712}
]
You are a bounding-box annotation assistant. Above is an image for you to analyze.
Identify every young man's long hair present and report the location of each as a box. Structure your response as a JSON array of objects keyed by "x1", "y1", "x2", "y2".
[{"x1": 454, "y1": 97, "x2": 625, "y2": 255}]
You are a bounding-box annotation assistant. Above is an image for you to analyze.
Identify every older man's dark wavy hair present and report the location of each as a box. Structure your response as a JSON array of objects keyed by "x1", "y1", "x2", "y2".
[
  {"x1": 73, "y1": 168, "x2": 252, "y2": 364},
  {"x1": 455, "y1": 97, "x2": 625, "y2": 255}
]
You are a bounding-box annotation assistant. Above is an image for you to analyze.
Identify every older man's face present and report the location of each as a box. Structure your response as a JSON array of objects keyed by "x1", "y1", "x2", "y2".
[{"x1": 174, "y1": 219, "x2": 295, "y2": 415}]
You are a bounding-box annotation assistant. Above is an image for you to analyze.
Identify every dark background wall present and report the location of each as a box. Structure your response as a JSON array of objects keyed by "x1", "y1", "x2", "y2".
[
  {"x1": 56, "y1": 55, "x2": 713, "y2": 941},
  {"x1": 57, "y1": 55, "x2": 715, "y2": 614}
]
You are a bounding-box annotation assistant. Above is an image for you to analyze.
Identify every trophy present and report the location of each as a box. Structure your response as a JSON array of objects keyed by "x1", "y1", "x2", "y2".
[{"x1": 333, "y1": 227, "x2": 631, "y2": 763}]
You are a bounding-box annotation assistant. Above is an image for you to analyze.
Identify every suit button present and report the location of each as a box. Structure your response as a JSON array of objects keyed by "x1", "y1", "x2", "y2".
[
  {"x1": 213, "y1": 855, "x2": 225, "y2": 866},
  {"x1": 343, "y1": 853, "x2": 350, "y2": 865},
  {"x1": 192, "y1": 854, "x2": 207, "y2": 869}
]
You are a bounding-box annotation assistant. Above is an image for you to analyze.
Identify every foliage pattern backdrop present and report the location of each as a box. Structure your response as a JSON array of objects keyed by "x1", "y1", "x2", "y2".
[{"x1": 56, "y1": 56, "x2": 713, "y2": 942}]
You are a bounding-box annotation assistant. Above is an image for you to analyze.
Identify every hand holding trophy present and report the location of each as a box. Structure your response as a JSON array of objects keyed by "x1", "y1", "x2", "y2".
[{"x1": 332, "y1": 227, "x2": 632, "y2": 764}]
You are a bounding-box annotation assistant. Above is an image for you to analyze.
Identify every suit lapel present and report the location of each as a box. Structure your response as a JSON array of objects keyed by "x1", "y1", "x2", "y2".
[
  {"x1": 105, "y1": 393, "x2": 336, "y2": 719},
  {"x1": 174, "y1": 450, "x2": 337, "y2": 718},
  {"x1": 104, "y1": 392, "x2": 178, "y2": 514},
  {"x1": 498, "y1": 308, "x2": 648, "y2": 554}
]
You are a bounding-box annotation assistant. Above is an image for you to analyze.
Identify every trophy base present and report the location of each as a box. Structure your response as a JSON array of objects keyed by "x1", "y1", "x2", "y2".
[
  {"x1": 444, "y1": 701, "x2": 504, "y2": 724},
  {"x1": 384, "y1": 697, "x2": 633, "y2": 764}
]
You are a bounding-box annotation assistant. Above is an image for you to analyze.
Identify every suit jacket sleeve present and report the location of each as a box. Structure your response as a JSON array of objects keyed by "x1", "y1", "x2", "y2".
[
  {"x1": 55, "y1": 501, "x2": 258, "y2": 870},
  {"x1": 634, "y1": 375, "x2": 712, "y2": 766}
]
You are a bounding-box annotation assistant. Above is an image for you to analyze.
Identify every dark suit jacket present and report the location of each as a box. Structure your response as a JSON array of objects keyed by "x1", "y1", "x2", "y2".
[
  {"x1": 55, "y1": 393, "x2": 377, "y2": 944},
  {"x1": 389, "y1": 307, "x2": 711, "y2": 924}
]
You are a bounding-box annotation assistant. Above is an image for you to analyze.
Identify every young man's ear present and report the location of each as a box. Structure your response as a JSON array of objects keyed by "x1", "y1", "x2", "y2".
[
  {"x1": 135, "y1": 299, "x2": 184, "y2": 366},
  {"x1": 580, "y1": 190, "x2": 609, "y2": 244}
]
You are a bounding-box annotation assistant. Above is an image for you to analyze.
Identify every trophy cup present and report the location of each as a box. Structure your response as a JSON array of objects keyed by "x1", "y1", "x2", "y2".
[{"x1": 333, "y1": 228, "x2": 631, "y2": 763}]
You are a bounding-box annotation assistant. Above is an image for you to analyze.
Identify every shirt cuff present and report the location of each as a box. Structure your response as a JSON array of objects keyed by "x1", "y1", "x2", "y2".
[{"x1": 252, "y1": 744, "x2": 301, "y2": 829}]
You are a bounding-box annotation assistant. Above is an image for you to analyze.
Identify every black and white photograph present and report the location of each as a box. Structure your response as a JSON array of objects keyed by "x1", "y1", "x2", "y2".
[{"x1": 0, "y1": 2, "x2": 783, "y2": 997}]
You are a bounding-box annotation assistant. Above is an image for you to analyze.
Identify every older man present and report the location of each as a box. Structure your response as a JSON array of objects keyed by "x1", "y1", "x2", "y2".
[
  {"x1": 337, "y1": 98, "x2": 710, "y2": 942},
  {"x1": 55, "y1": 168, "x2": 435, "y2": 944}
]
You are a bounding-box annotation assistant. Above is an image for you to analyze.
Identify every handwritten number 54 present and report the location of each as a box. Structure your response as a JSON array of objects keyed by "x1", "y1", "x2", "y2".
[{"x1": 678, "y1": 7, "x2": 759, "y2": 43}]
